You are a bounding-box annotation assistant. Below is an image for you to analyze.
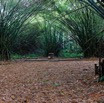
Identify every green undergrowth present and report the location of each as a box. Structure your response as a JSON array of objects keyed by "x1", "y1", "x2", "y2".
[
  {"x1": 11, "y1": 50, "x2": 83, "y2": 60},
  {"x1": 59, "y1": 50, "x2": 83, "y2": 58},
  {"x1": 11, "y1": 54, "x2": 42, "y2": 59}
]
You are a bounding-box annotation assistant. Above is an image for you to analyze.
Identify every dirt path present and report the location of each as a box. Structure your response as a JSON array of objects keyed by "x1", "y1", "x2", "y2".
[{"x1": 0, "y1": 60, "x2": 104, "y2": 103}]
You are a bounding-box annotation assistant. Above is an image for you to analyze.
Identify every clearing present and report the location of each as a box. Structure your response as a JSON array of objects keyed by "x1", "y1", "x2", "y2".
[{"x1": 0, "y1": 59, "x2": 104, "y2": 103}]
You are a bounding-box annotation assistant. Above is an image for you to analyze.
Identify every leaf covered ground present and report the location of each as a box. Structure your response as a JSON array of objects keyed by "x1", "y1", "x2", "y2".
[{"x1": 0, "y1": 59, "x2": 104, "y2": 103}]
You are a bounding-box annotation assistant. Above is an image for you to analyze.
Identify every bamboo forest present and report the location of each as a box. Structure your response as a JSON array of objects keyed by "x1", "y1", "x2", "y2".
[{"x1": 0, "y1": 0, "x2": 104, "y2": 102}]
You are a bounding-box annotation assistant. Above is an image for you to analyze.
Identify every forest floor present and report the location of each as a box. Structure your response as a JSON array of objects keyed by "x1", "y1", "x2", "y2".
[{"x1": 0, "y1": 58, "x2": 104, "y2": 103}]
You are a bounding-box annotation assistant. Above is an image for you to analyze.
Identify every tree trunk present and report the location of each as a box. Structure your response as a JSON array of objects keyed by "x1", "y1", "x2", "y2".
[{"x1": 1, "y1": 49, "x2": 10, "y2": 61}]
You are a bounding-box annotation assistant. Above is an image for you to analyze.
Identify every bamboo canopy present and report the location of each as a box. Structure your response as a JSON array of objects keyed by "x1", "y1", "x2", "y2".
[{"x1": 79, "y1": 0, "x2": 104, "y2": 18}]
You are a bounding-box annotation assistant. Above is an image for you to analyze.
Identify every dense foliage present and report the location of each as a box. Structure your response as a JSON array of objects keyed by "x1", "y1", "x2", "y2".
[
  {"x1": 39, "y1": 21, "x2": 68, "y2": 56},
  {"x1": 12, "y1": 23, "x2": 41, "y2": 55},
  {"x1": 0, "y1": 0, "x2": 104, "y2": 60},
  {"x1": 79, "y1": 0, "x2": 104, "y2": 18},
  {"x1": 59, "y1": 8, "x2": 104, "y2": 57},
  {"x1": 0, "y1": 0, "x2": 52, "y2": 60}
]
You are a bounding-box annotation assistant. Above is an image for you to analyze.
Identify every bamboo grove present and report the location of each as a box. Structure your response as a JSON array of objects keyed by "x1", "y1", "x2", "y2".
[{"x1": 0, "y1": 0, "x2": 104, "y2": 60}]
